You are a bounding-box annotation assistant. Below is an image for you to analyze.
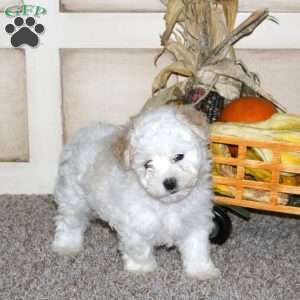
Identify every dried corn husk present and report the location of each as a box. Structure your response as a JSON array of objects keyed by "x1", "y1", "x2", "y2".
[
  {"x1": 215, "y1": 128, "x2": 300, "y2": 144},
  {"x1": 143, "y1": 82, "x2": 186, "y2": 111},
  {"x1": 161, "y1": 0, "x2": 185, "y2": 46},
  {"x1": 254, "y1": 113, "x2": 300, "y2": 130},
  {"x1": 210, "y1": 113, "x2": 300, "y2": 182},
  {"x1": 152, "y1": 61, "x2": 194, "y2": 94},
  {"x1": 198, "y1": 58, "x2": 281, "y2": 107},
  {"x1": 217, "y1": 0, "x2": 238, "y2": 31},
  {"x1": 145, "y1": 1, "x2": 282, "y2": 113}
]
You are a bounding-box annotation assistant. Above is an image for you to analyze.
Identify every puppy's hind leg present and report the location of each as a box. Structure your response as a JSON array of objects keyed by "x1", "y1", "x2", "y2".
[{"x1": 52, "y1": 187, "x2": 91, "y2": 256}]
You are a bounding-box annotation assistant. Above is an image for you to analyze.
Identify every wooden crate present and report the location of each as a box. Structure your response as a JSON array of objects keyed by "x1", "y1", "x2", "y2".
[{"x1": 211, "y1": 134, "x2": 300, "y2": 215}]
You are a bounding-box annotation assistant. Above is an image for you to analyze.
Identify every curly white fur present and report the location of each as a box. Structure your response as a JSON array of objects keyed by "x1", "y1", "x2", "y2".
[{"x1": 52, "y1": 105, "x2": 220, "y2": 280}]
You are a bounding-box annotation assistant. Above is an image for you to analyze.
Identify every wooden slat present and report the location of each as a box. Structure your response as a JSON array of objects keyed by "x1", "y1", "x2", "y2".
[
  {"x1": 277, "y1": 185, "x2": 300, "y2": 195},
  {"x1": 279, "y1": 164, "x2": 300, "y2": 174},
  {"x1": 211, "y1": 135, "x2": 300, "y2": 151},
  {"x1": 270, "y1": 150, "x2": 281, "y2": 204},
  {"x1": 235, "y1": 144, "x2": 246, "y2": 201},
  {"x1": 214, "y1": 195, "x2": 300, "y2": 215}
]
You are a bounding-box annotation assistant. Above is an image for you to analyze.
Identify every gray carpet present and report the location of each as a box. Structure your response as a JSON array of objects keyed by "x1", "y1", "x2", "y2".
[{"x1": 0, "y1": 195, "x2": 299, "y2": 300}]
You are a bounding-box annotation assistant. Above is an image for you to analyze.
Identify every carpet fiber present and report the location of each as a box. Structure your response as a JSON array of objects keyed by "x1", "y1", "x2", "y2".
[{"x1": 0, "y1": 195, "x2": 299, "y2": 300}]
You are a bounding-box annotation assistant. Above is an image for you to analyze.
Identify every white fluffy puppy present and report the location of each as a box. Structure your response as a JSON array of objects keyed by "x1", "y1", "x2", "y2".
[{"x1": 52, "y1": 105, "x2": 219, "y2": 280}]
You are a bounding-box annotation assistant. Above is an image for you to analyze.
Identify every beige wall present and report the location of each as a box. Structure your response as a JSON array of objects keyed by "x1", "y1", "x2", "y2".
[
  {"x1": 61, "y1": 49, "x2": 174, "y2": 140},
  {"x1": 237, "y1": 50, "x2": 300, "y2": 113}
]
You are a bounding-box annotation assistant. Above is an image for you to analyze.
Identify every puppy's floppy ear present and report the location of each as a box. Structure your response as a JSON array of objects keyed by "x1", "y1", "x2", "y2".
[
  {"x1": 176, "y1": 105, "x2": 209, "y2": 143},
  {"x1": 112, "y1": 126, "x2": 132, "y2": 170}
]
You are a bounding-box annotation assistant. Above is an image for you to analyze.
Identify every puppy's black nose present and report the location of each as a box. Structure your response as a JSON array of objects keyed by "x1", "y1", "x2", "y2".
[{"x1": 163, "y1": 177, "x2": 177, "y2": 191}]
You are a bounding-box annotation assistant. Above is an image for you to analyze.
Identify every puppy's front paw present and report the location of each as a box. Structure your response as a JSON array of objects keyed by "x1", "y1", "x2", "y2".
[
  {"x1": 185, "y1": 264, "x2": 220, "y2": 280},
  {"x1": 124, "y1": 257, "x2": 157, "y2": 273}
]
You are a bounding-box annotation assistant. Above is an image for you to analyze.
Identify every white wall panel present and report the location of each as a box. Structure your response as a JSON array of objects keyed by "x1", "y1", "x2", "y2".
[
  {"x1": 237, "y1": 50, "x2": 300, "y2": 113},
  {"x1": 61, "y1": 48, "x2": 173, "y2": 141},
  {"x1": 60, "y1": 0, "x2": 300, "y2": 12},
  {"x1": 0, "y1": 49, "x2": 29, "y2": 162},
  {"x1": 60, "y1": 0, "x2": 165, "y2": 12}
]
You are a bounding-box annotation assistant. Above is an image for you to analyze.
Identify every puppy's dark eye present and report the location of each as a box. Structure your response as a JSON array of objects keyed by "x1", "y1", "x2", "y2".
[
  {"x1": 144, "y1": 160, "x2": 152, "y2": 169},
  {"x1": 173, "y1": 154, "x2": 184, "y2": 162}
]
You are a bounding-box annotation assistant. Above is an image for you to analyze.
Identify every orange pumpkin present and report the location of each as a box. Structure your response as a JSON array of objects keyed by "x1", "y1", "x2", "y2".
[
  {"x1": 219, "y1": 97, "x2": 277, "y2": 157},
  {"x1": 219, "y1": 97, "x2": 277, "y2": 123}
]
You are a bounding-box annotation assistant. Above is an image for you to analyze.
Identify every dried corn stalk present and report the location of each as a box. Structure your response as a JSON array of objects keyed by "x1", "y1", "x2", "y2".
[{"x1": 144, "y1": 0, "x2": 284, "y2": 112}]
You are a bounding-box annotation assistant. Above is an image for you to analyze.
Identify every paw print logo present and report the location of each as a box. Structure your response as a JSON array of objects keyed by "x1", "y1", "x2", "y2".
[{"x1": 5, "y1": 16, "x2": 45, "y2": 47}]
